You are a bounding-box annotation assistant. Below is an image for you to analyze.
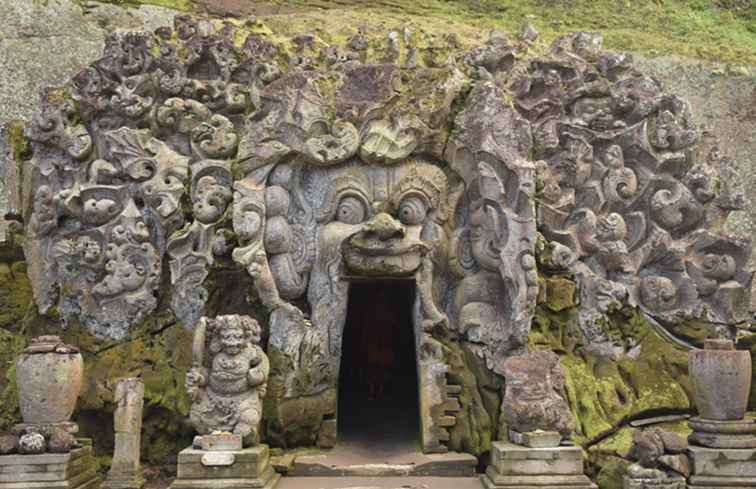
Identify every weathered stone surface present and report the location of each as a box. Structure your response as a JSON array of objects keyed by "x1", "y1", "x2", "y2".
[
  {"x1": 0, "y1": 435, "x2": 17, "y2": 455},
  {"x1": 16, "y1": 336, "x2": 82, "y2": 426},
  {"x1": 187, "y1": 315, "x2": 268, "y2": 447},
  {"x1": 0, "y1": 1, "x2": 747, "y2": 484},
  {"x1": 483, "y1": 442, "x2": 596, "y2": 489},
  {"x1": 689, "y1": 339, "x2": 752, "y2": 421},
  {"x1": 0, "y1": 444, "x2": 100, "y2": 489},
  {"x1": 688, "y1": 445, "x2": 756, "y2": 480},
  {"x1": 171, "y1": 445, "x2": 279, "y2": 489},
  {"x1": 17, "y1": 432, "x2": 46, "y2": 454},
  {"x1": 102, "y1": 378, "x2": 145, "y2": 489},
  {"x1": 500, "y1": 351, "x2": 575, "y2": 439}
]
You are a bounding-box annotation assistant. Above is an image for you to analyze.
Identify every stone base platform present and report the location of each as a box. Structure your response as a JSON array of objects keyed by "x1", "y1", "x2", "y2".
[
  {"x1": 688, "y1": 417, "x2": 756, "y2": 449},
  {"x1": 170, "y1": 444, "x2": 279, "y2": 489},
  {"x1": 688, "y1": 445, "x2": 756, "y2": 488},
  {"x1": 622, "y1": 475, "x2": 686, "y2": 489},
  {"x1": 101, "y1": 472, "x2": 145, "y2": 489},
  {"x1": 0, "y1": 441, "x2": 99, "y2": 489},
  {"x1": 482, "y1": 442, "x2": 596, "y2": 489},
  {"x1": 289, "y1": 449, "x2": 477, "y2": 477}
]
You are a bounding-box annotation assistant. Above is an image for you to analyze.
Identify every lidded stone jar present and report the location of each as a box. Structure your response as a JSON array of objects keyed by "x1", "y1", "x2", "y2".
[
  {"x1": 689, "y1": 338, "x2": 752, "y2": 420},
  {"x1": 15, "y1": 336, "x2": 83, "y2": 424}
]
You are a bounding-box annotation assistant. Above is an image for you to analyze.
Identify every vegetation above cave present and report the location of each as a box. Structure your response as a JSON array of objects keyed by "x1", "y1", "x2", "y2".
[{"x1": 82, "y1": 0, "x2": 756, "y2": 66}]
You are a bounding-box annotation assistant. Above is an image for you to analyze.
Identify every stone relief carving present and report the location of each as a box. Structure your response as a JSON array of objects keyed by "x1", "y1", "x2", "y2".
[
  {"x1": 186, "y1": 314, "x2": 269, "y2": 447},
  {"x1": 514, "y1": 32, "x2": 752, "y2": 349},
  {"x1": 20, "y1": 15, "x2": 751, "y2": 453}
]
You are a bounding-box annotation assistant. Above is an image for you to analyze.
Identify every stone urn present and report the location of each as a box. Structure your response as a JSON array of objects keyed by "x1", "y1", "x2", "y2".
[
  {"x1": 15, "y1": 336, "x2": 83, "y2": 424},
  {"x1": 689, "y1": 338, "x2": 751, "y2": 420}
]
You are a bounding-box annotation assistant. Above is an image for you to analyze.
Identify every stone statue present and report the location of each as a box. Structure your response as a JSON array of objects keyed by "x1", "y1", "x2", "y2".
[
  {"x1": 499, "y1": 350, "x2": 575, "y2": 442},
  {"x1": 186, "y1": 314, "x2": 269, "y2": 447},
  {"x1": 624, "y1": 428, "x2": 689, "y2": 489}
]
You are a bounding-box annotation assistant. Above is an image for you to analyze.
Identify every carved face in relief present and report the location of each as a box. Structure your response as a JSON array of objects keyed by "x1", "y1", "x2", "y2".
[
  {"x1": 304, "y1": 159, "x2": 448, "y2": 277},
  {"x1": 640, "y1": 275, "x2": 677, "y2": 311},
  {"x1": 219, "y1": 326, "x2": 246, "y2": 355},
  {"x1": 469, "y1": 204, "x2": 503, "y2": 272},
  {"x1": 193, "y1": 175, "x2": 232, "y2": 223},
  {"x1": 572, "y1": 97, "x2": 616, "y2": 131}
]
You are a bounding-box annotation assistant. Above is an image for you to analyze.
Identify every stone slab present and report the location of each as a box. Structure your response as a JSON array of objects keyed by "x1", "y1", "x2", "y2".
[
  {"x1": 195, "y1": 434, "x2": 243, "y2": 452},
  {"x1": 688, "y1": 446, "x2": 756, "y2": 478},
  {"x1": 689, "y1": 475, "x2": 756, "y2": 487},
  {"x1": 277, "y1": 477, "x2": 484, "y2": 489},
  {"x1": 101, "y1": 476, "x2": 145, "y2": 489},
  {"x1": 623, "y1": 476, "x2": 686, "y2": 489},
  {"x1": 509, "y1": 431, "x2": 562, "y2": 448},
  {"x1": 169, "y1": 473, "x2": 280, "y2": 489},
  {"x1": 689, "y1": 417, "x2": 756, "y2": 434},
  {"x1": 0, "y1": 445, "x2": 99, "y2": 489},
  {"x1": 0, "y1": 444, "x2": 99, "y2": 489},
  {"x1": 482, "y1": 471, "x2": 596, "y2": 489},
  {"x1": 489, "y1": 442, "x2": 584, "y2": 476},
  {"x1": 289, "y1": 450, "x2": 477, "y2": 477}
]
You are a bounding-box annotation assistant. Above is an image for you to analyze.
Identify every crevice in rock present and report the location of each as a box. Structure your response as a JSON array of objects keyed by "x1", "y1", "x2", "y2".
[{"x1": 582, "y1": 407, "x2": 695, "y2": 450}]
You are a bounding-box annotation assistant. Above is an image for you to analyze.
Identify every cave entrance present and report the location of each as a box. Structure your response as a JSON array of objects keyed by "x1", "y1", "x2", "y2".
[{"x1": 338, "y1": 280, "x2": 420, "y2": 450}]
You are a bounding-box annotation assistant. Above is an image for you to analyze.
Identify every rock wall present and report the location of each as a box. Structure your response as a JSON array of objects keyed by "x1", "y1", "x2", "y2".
[{"x1": 0, "y1": 2, "x2": 754, "y2": 489}]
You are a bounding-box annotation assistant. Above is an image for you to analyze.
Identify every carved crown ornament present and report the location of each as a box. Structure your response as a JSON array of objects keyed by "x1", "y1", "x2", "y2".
[{"x1": 19, "y1": 16, "x2": 750, "y2": 363}]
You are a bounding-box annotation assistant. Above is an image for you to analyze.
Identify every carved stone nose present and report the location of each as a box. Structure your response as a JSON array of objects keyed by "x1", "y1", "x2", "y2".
[{"x1": 367, "y1": 212, "x2": 405, "y2": 241}]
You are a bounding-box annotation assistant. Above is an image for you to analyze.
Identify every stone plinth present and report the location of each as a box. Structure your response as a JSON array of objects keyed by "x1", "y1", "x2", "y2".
[
  {"x1": 169, "y1": 444, "x2": 279, "y2": 489},
  {"x1": 622, "y1": 475, "x2": 686, "y2": 489},
  {"x1": 0, "y1": 442, "x2": 99, "y2": 489},
  {"x1": 688, "y1": 445, "x2": 756, "y2": 488},
  {"x1": 482, "y1": 442, "x2": 597, "y2": 489},
  {"x1": 688, "y1": 417, "x2": 756, "y2": 449}
]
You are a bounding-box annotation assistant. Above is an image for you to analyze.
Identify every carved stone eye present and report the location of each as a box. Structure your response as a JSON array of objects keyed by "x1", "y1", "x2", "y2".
[
  {"x1": 337, "y1": 196, "x2": 366, "y2": 225},
  {"x1": 397, "y1": 196, "x2": 427, "y2": 225}
]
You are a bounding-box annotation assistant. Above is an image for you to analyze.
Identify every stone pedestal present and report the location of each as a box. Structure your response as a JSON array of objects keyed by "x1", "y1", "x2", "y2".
[
  {"x1": 622, "y1": 475, "x2": 686, "y2": 489},
  {"x1": 688, "y1": 445, "x2": 756, "y2": 488},
  {"x1": 482, "y1": 441, "x2": 597, "y2": 489},
  {"x1": 170, "y1": 444, "x2": 279, "y2": 489},
  {"x1": 102, "y1": 378, "x2": 145, "y2": 489},
  {"x1": 0, "y1": 440, "x2": 99, "y2": 488}
]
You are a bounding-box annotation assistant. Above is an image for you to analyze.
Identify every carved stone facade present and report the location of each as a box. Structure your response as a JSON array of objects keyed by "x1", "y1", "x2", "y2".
[{"x1": 20, "y1": 16, "x2": 752, "y2": 455}]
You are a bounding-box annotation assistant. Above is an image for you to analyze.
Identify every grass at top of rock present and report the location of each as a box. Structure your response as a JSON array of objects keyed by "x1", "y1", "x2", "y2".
[
  {"x1": 275, "y1": 0, "x2": 756, "y2": 66},
  {"x1": 99, "y1": 0, "x2": 756, "y2": 66}
]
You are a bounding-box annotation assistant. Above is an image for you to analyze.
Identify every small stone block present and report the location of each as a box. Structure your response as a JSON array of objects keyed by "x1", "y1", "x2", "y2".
[
  {"x1": 623, "y1": 476, "x2": 687, "y2": 489},
  {"x1": 201, "y1": 452, "x2": 235, "y2": 467},
  {"x1": 689, "y1": 446, "x2": 756, "y2": 479},
  {"x1": 197, "y1": 434, "x2": 242, "y2": 451},
  {"x1": 482, "y1": 467, "x2": 597, "y2": 489},
  {"x1": 509, "y1": 430, "x2": 562, "y2": 448},
  {"x1": 317, "y1": 419, "x2": 337, "y2": 449},
  {"x1": 489, "y1": 442, "x2": 586, "y2": 479}
]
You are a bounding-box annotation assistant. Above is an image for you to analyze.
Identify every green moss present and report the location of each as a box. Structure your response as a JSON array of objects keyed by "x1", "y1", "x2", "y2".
[
  {"x1": 73, "y1": 0, "x2": 192, "y2": 11},
  {"x1": 0, "y1": 261, "x2": 32, "y2": 332},
  {"x1": 531, "y1": 299, "x2": 692, "y2": 445},
  {"x1": 443, "y1": 339, "x2": 498, "y2": 456},
  {"x1": 7, "y1": 120, "x2": 31, "y2": 165},
  {"x1": 0, "y1": 328, "x2": 26, "y2": 431},
  {"x1": 250, "y1": 0, "x2": 756, "y2": 66}
]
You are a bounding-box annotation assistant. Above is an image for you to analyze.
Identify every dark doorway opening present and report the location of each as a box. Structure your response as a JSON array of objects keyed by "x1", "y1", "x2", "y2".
[{"x1": 338, "y1": 280, "x2": 419, "y2": 449}]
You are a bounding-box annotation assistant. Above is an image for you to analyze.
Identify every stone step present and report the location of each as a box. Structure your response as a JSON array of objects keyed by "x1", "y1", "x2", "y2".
[
  {"x1": 277, "y1": 476, "x2": 484, "y2": 489},
  {"x1": 289, "y1": 451, "x2": 478, "y2": 477}
]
